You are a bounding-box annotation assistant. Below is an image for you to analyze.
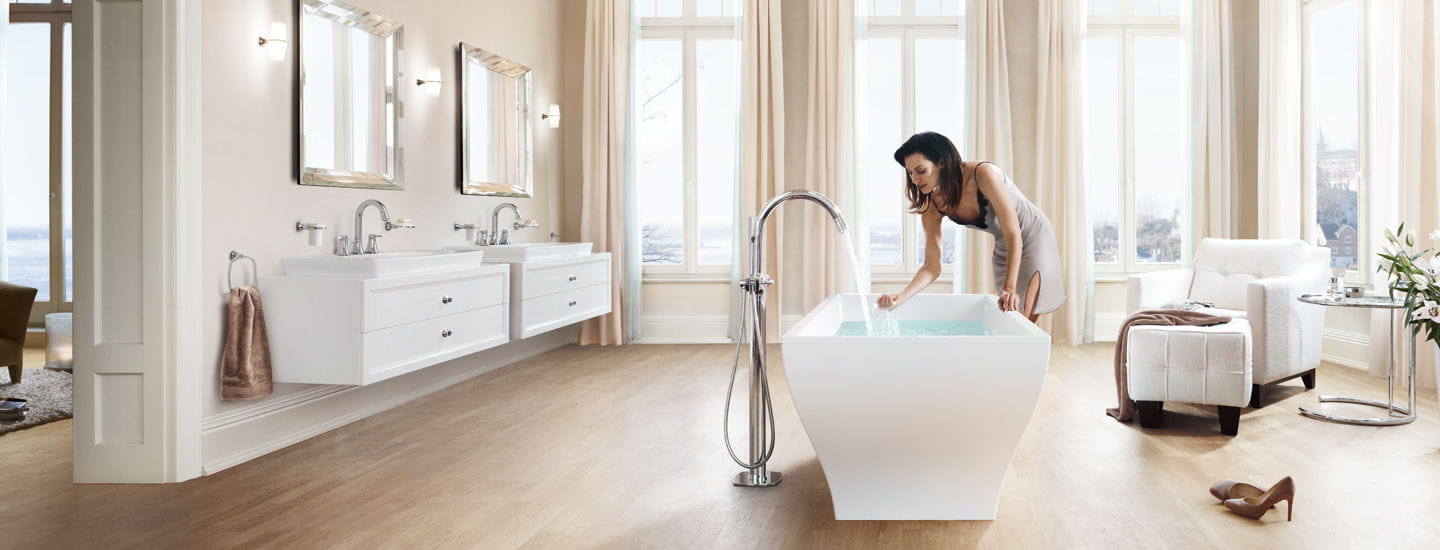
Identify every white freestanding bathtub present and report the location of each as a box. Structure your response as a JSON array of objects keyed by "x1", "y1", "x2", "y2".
[{"x1": 781, "y1": 293, "x2": 1051, "y2": 520}]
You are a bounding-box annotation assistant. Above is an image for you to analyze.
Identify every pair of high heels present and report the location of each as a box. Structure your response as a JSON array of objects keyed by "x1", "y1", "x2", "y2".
[{"x1": 1208, "y1": 476, "x2": 1295, "y2": 521}]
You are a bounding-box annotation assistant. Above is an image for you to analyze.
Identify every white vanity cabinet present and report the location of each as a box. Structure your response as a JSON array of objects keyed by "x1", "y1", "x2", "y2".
[
  {"x1": 258, "y1": 265, "x2": 510, "y2": 385},
  {"x1": 506, "y1": 253, "x2": 612, "y2": 339}
]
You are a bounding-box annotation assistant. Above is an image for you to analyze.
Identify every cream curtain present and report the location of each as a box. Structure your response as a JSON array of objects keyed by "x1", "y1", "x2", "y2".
[
  {"x1": 1186, "y1": 0, "x2": 1238, "y2": 240},
  {"x1": 958, "y1": 0, "x2": 1013, "y2": 294},
  {"x1": 1256, "y1": 0, "x2": 1303, "y2": 240},
  {"x1": 1032, "y1": 0, "x2": 1092, "y2": 345},
  {"x1": 799, "y1": 0, "x2": 861, "y2": 313},
  {"x1": 1367, "y1": 0, "x2": 1439, "y2": 389},
  {"x1": 740, "y1": 0, "x2": 790, "y2": 339},
  {"x1": 579, "y1": 0, "x2": 635, "y2": 345}
]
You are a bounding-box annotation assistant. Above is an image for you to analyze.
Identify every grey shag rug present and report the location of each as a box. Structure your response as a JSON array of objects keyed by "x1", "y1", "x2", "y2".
[{"x1": 0, "y1": 368, "x2": 73, "y2": 436}]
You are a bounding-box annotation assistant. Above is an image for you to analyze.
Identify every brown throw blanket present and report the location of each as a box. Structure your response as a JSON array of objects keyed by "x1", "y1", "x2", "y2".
[
  {"x1": 1107, "y1": 309, "x2": 1232, "y2": 422},
  {"x1": 221, "y1": 286, "x2": 273, "y2": 400}
]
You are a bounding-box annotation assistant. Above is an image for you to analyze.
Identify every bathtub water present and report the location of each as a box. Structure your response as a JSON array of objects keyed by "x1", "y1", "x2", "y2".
[{"x1": 781, "y1": 293, "x2": 1051, "y2": 520}]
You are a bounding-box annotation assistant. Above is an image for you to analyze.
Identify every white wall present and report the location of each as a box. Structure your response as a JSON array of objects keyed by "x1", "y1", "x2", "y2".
[{"x1": 199, "y1": 0, "x2": 575, "y2": 471}]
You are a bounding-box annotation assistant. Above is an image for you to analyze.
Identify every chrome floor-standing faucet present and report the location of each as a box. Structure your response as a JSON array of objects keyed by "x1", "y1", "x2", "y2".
[{"x1": 725, "y1": 190, "x2": 848, "y2": 488}]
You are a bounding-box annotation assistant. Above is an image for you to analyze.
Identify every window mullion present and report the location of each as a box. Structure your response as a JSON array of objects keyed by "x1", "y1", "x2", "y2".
[
  {"x1": 1122, "y1": 28, "x2": 1137, "y2": 273},
  {"x1": 48, "y1": 19, "x2": 65, "y2": 312},
  {"x1": 901, "y1": 27, "x2": 916, "y2": 272},
  {"x1": 682, "y1": 31, "x2": 698, "y2": 273}
]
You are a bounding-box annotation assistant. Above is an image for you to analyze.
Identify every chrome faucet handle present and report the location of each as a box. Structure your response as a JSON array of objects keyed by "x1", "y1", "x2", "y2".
[
  {"x1": 478, "y1": 229, "x2": 491, "y2": 246},
  {"x1": 365, "y1": 233, "x2": 382, "y2": 254},
  {"x1": 499, "y1": 230, "x2": 510, "y2": 245},
  {"x1": 335, "y1": 235, "x2": 351, "y2": 256}
]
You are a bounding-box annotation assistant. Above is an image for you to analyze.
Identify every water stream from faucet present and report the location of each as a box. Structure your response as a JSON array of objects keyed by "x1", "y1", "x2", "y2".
[{"x1": 838, "y1": 230, "x2": 871, "y2": 335}]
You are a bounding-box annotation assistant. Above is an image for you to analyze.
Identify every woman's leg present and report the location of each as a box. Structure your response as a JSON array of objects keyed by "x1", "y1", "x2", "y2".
[{"x1": 1023, "y1": 271, "x2": 1041, "y2": 323}]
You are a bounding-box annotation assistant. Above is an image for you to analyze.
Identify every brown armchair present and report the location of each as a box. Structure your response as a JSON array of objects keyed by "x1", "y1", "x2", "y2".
[{"x1": 0, "y1": 281, "x2": 38, "y2": 384}]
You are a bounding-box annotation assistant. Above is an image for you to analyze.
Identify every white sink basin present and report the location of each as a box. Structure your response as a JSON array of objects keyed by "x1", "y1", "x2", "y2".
[
  {"x1": 445, "y1": 242, "x2": 593, "y2": 263},
  {"x1": 282, "y1": 250, "x2": 487, "y2": 279}
]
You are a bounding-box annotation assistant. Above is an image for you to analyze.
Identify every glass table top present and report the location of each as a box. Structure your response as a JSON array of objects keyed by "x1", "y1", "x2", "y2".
[{"x1": 1297, "y1": 293, "x2": 1406, "y2": 309}]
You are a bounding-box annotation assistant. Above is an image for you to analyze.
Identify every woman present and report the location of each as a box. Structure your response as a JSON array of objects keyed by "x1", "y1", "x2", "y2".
[{"x1": 876, "y1": 132, "x2": 1065, "y2": 322}]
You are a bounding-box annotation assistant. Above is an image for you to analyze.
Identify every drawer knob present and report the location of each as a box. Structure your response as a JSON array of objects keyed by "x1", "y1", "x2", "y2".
[
  {"x1": 568, "y1": 300, "x2": 577, "y2": 307},
  {"x1": 441, "y1": 296, "x2": 453, "y2": 304},
  {"x1": 441, "y1": 329, "x2": 453, "y2": 338},
  {"x1": 568, "y1": 275, "x2": 577, "y2": 282}
]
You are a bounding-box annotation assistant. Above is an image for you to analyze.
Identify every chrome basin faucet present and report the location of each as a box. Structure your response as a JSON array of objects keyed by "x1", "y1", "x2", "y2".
[
  {"x1": 348, "y1": 199, "x2": 415, "y2": 255},
  {"x1": 482, "y1": 202, "x2": 540, "y2": 245}
]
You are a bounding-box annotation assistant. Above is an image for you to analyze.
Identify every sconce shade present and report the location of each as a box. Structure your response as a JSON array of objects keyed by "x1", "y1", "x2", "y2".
[{"x1": 418, "y1": 67, "x2": 443, "y2": 98}]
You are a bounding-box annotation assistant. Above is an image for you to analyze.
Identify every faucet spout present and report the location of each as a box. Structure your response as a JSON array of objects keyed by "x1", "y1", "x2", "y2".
[
  {"x1": 352, "y1": 199, "x2": 392, "y2": 255},
  {"x1": 488, "y1": 202, "x2": 531, "y2": 245},
  {"x1": 748, "y1": 191, "x2": 848, "y2": 277}
]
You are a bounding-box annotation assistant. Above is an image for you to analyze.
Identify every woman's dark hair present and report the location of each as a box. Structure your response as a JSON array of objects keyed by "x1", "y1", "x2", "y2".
[{"x1": 893, "y1": 131, "x2": 965, "y2": 214}]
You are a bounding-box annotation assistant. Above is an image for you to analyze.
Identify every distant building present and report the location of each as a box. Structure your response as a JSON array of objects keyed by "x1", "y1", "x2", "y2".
[{"x1": 1320, "y1": 222, "x2": 1358, "y2": 268}]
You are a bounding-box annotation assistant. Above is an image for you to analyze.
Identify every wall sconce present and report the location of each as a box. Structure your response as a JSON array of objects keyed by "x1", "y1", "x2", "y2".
[
  {"x1": 416, "y1": 67, "x2": 443, "y2": 98},
  {"x1": 257, "y1": 21, "x2": 289, "y2": 62},
  {"x1": 541, "y1": 104, "x2": 561, "y2": 128}
]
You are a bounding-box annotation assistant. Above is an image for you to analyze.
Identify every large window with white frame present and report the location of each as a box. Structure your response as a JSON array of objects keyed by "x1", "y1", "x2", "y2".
[
  {"x1": 860, "y1": 0, "x2": 964, "y2": 278},
  {"x1": 1302, "y1": 0, "x2": 1365, "y2": 274},
  {"x1": 636, "y1": 0, "x2": 740, "y2": 276},
  {"x1": 3, "y1": 0, "x2": 73, "y2": 325},
  {"x1": 1084, "y1": 0, "x2": 1190, "y2": 273}
]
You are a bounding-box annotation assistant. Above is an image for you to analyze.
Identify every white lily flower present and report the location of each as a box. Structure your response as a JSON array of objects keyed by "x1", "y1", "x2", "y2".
[
  {"x1": 1413, "y1": 300, "x2": 1440, "y2": 321},
  {"x1": 1432, "y1": 230, "x2": 1440, "y2": 246},
  {"x1": 1411, "y1": 273, "x2": 1430, "y2": 287},
  {"x1": 1424, "y1": 257, "x2": 1440, "y2": 279},
  {"x1": 1380, "y1": 243, "x2": 1397, "y2": 257}
]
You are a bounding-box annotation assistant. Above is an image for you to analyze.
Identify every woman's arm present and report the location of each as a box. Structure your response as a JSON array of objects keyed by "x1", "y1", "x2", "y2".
[
  {"x1": 878, "y1": 207, "x2": 945, "y2": 309},
  {"x1": 977, "y1": 163, "x2": 1024, "y2": 311}
]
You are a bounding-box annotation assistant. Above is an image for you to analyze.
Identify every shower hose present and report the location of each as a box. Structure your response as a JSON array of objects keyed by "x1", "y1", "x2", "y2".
[{"x1": 723, "y1": 289, "x2": 777, "y2": 470}]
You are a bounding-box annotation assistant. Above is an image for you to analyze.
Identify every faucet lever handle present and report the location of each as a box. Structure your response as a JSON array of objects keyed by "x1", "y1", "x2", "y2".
[
  {"x1": 499, "y1": 230, "x2": 510, "y2": 245},
  {"x1": 478, "y1": 229, "x2": 490, "y2": 246},
  {"x1": 365, "y1": 233, "x2": 382, "y2": 254}
]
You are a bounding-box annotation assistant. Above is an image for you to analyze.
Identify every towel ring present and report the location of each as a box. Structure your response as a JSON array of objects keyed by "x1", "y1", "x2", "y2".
[{"x1": 228, "y1": 251, "x2": 258, "y2": 290}]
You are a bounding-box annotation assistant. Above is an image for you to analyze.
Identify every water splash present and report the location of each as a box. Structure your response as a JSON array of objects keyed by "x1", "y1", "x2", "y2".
[{"x1": 838, "y1": 230, "x2": 871, "y2": 334}]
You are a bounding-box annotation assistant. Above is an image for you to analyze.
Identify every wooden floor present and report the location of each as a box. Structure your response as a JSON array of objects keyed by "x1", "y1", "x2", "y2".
[{"x1": 2, "y1": 343, "x2": 1439, "y2": 547}]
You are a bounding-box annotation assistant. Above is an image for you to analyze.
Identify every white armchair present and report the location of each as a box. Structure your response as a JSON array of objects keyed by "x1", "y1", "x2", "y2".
[{"x1": 1126, "y1": 238, "x2": 1331, "y2": 407}]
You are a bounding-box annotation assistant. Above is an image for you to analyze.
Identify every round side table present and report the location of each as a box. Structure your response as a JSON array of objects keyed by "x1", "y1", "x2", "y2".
[{"x1": 1296, "y1": 293, "x2": 1414, "y2": 426}]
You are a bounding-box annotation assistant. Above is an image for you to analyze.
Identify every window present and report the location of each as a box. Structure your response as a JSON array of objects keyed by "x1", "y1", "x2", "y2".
[
  {"x1": 1303, "y1": 0, "x2": 1364, "y2": 273},
  {"x1": 636, "y1": 0, "x2": 740, "y2": 275},
  {"x1": 860, "y1": 0, "x2": 965, "y2": 278},
  {"x1": 3, "y1": 0, "x2": 73, "y2": 324},
  {"x1": 1085, "y1": 0, "x2": 1189, "y2": 273}
]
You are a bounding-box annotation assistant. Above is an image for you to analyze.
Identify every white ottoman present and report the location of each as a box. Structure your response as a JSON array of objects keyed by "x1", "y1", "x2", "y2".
[{"x1": 1126, "y1": 319, "x2": 1252, "y2": 435}]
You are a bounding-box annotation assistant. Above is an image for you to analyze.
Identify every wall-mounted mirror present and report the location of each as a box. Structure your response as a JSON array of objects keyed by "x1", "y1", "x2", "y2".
[
  {"x1": 298, "y1": 0, "x2": 404, "y2": 189},
  {"x1": 459, "y1": 43, "x2": 533, "y2": 197}
]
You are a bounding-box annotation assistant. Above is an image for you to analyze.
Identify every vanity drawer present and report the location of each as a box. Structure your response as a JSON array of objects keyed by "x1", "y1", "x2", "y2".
[
  {"x1": 515, "y1": 283, "x2": 612, "y2": 339},
  {"x1": 365, "y1": 270, "x2": 507, "y2": 331},
  {"x1": 519, "y1": 257, "x2": 610, "y2": 301},
  {"x1": 363, "y1": 304, "x2": 508, "y2": 384}
]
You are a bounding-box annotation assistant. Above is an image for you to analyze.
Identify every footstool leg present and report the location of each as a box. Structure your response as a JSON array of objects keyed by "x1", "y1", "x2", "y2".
[
  {"x1": 1301, "y1": 369, "x2": 1316, "y2": 390},
  {"x1": 1137, "y1": 401, "x2": 1164, "y2": 429},
  {"x1": 5, "y1": 365, "x2": 20, "y2": 384},
  {"x1": 1249, "y1": 384, "x2": 1263, "y2": 409},
  {"x1": 1217, "y1": 406, "x2": 1240, "y2": 436}
]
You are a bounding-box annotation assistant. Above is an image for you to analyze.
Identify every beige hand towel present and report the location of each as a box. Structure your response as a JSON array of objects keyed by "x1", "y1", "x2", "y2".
[
  {"x1": 221, "y1": 285, "x2": 273, "y2": 400},
  {"x1": 1107, "y1": 309, "x2": 1232, "y2": 422}
]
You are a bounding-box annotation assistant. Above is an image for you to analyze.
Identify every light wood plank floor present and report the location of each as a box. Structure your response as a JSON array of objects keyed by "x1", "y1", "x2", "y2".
[{"x1": 2, "y1": 343, "x2": 1439, "y2": 547}]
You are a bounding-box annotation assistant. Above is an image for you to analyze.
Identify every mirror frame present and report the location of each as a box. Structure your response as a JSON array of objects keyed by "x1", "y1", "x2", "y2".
[
  {"x1": 457, "y1": 42, "x2": 534, "y2": 198},
  {"x1": 296, "y1": 0, "x2": 406, "y2": 190}
]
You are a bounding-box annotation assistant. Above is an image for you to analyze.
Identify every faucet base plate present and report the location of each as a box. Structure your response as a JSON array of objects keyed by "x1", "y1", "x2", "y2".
[{"x1": 732, "y1": 470, "x2": 783, "y2": 487}]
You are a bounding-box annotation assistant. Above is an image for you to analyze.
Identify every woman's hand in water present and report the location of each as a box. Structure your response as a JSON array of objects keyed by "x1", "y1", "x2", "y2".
[
  {"x1": 997, "y1": 288, "x2": 1020, "y2": 312},
  {"x1": 877, "y1": 293, "x2": 904, "y2": 310}
]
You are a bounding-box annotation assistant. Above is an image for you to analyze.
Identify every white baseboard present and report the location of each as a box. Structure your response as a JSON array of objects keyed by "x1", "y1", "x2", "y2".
[
  {"x1": 1322, "y1": 328, "x2": 1371, "y2": 370},
  {"x1": 636, "y1": 313, "x2": 807, "y2": 344},
  {"x1": 200, "y1": 329, "x2": 575, "y2": 475},
  {"x1": 1094, "y1": 313, "x2": 1125, "y2": 343}
]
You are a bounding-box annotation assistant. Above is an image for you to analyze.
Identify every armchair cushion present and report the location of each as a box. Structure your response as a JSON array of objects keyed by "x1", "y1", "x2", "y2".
[{"x1": 1126, "y1": 268, "x2": 1194, "y2": 315}]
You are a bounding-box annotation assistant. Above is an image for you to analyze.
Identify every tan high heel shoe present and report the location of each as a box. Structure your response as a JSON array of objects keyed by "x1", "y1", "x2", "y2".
[
  {"x1": 1224, "y1": 476, "x2": 1295, "y2": 521},
  {"x1": 1209, "y1": 479, "x2": 1264, "y2": 502}
]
